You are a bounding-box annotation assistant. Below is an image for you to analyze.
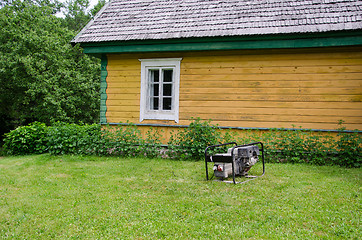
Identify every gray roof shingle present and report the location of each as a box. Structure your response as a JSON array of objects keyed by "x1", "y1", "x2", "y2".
[{"x1": 72, "y1": 0, "x2": 362, "y2": 43}]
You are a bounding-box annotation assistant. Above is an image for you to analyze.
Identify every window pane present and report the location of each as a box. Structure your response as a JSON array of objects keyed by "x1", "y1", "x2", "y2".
[
  {"x1": 163, "y1": 83, "x2": 172, "y2": 96},
  {"x1": 151, "y1": 83, "x2": 159, "y2": 97},
  {"x1": 150, "y1": 97, "x2": 159, "y2": 110},
  {"x1": 163, "y1": 69, "x2": 173, "y2": 82},
  {"x1": 150, "y1": 69, "x2": 159, "y2": 82},
  {"x1": 163, "y1": 97, "x2": 172, "y2": 110}
]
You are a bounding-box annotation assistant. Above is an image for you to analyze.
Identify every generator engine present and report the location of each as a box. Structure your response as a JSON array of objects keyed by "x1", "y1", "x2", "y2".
[
  {"x1": 205, "y1": 142, "x2": 265, "y2": 184},
  {"x1": 212, "y1": 145, "x2": 260, "y2": 179}
]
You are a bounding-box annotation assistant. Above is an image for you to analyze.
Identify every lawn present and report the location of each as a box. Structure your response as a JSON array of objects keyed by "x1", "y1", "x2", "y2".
[{"x1": 0, "y1": 155, "x2": 360, "y2": 239}]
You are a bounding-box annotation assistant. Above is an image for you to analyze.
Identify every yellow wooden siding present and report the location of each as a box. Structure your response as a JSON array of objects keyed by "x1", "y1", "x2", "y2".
[{"x1": 106, "y1": 47, "x2": 362, "y2": 130}]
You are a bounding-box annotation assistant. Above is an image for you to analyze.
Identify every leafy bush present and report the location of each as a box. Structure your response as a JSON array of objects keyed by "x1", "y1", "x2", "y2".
[
  {"x1": 101, "y1": 123, "x2": 143, "y2": 157},
  {"x1": 2, "y1": 119, "x2": 361, "y2": 167},
  {"x1": 3, "y1": 122, "x2": 48, "y2": 155},
  {"x1": 47, "y1": 123, "x2": 101, "y2": 155},
  {"x1": 236, "y1": 125, "x2": 360, "y2": 167},
  {"x1": 142, "y1": 127, "x2": 164, "y2": 158},
  {"x1": 255, "y1": 127, "x2": 334, "y2": 165},
  {"x1": 334, "y1": 122, "x2": 362, "y2": 168},
  {"x1": 168, "y1": 118, "x2": 233, "y2": 160}
]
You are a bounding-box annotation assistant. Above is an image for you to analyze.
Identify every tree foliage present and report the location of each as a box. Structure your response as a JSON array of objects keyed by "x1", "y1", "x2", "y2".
[
  {"x1": 61, "y1": 0, "x2": 91, "y2": 31},
  {"x1": 0, "y1": 0, "x2": 105, "y2": 139}
]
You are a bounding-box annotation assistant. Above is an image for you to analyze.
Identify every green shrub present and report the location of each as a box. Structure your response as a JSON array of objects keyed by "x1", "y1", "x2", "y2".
[
  {"x1": 142, "y1": 127, "x2": 164, "y2": 158},
  {"x1": 101, "y1": 123, "x2": 143, "y2": 157},
  {"x1": 2, "y1": 119, "x2": 361, "y2": 167},
  {"x1": 3, "y1": 122, "x2": 48, "y2": 155},
  {"x1": 235, "y1": 124, "x2": 361, "y2": 167},
  {"x1": 168, "y1": 118, "x2": 224, "y2": 160},
  {"x1": 76, "y1": 124, "x2": 103, "y2": 155},
  {"x1": 47, "y1": 123, "x2": 101, "y2": 155},
  {"x1": 253, "y1": 127, "x2": 334, "y2": 165},
  {"x1": 334, "y1": 122, "x2": 362, "y2": 167}
]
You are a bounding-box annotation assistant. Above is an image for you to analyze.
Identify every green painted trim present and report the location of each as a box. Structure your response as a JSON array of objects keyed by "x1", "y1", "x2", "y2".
[
  {"x1": 100, "y1": 54, "x2": 108, "y2": 124},
  {"x1": 81, "y1": 30, "x2": 362, "y2": 47},
  {"x1": 81, "y1": 31, "x2": 362, "y2": 54}
]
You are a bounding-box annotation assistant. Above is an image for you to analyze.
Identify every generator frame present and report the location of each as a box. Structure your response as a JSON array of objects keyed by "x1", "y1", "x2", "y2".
[{"x1": 205, "y1": 142, "x2": 265, "y2": 184}]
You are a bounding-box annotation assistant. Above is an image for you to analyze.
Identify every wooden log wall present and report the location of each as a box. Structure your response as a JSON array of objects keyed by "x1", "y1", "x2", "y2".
[{"x1": 105, "y1": 47, "x2": 362, "y2": 131}]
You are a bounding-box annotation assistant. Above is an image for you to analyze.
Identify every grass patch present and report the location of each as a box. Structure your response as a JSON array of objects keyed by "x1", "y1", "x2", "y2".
[{"x1": 0, "y1": 155, "x2": 360, "y2": 239}]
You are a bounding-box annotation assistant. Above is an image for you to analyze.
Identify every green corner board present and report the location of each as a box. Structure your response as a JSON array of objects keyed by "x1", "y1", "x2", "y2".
[
  {"x1": 81, "y1": 31, "x2": 362, "y2": 54},
  {"x1": 100, "y1": 55, "x2": 108, "y2": 124}
]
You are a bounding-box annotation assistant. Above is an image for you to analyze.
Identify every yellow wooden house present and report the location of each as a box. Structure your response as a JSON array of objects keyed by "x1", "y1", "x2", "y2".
[{"x1": 72, "y1": 0, "x2": 362, "y2": 135}]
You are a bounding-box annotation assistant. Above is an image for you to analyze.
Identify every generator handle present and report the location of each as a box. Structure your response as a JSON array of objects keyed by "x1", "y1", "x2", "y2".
[{"x1": 204, "y1": 142, "x2": 237, "y2": 181}]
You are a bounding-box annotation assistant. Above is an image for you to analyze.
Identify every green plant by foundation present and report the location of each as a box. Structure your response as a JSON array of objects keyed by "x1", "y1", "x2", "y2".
[
  {"x1": 2, "y1": 119, "x2": 361, "y2": 167},
  {"x1": 334, "y1": 121, "x2": 362, "y2": 167},
  {"x1": 47, "y1": 122, "x2": 101, "y2": 155},
  {"x1": 167, "y1": 118, "x2": 223, "y2": 160}
]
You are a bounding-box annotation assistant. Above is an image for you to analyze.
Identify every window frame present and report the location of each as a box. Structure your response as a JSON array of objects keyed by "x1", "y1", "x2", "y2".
[{"x1": 139, "y1": 58, "x2": 182, "y2": 122}]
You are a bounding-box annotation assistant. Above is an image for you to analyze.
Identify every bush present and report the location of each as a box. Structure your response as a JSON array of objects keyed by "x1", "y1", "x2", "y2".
[
  {"x1": 2, "y1": 119, "x2": 361, "y2": 167},
  {"x1": 101, "y1": 123, "x2": 143, "y2": 157},
  {"x1": 142, "y1": 127, "x2": 164, "y2": 158},
  {"x1": 168, "y1": 118, "x2": 230, "y2": 160},
  {"x1": 237, "y1": 125, "x2": 361, "y2": 167},
  {"x1": 334, "y1": 122, "x2": 362, "y2": 168},
  {"x1": 255, "y1": 127, "x2": 334, "y2": 165},
  {"x1": 3, "y1": 122, "x2": 48, "y2": 155},
  {"x1": 47, "y1": 123, "x2": 101, "y2": 155}
]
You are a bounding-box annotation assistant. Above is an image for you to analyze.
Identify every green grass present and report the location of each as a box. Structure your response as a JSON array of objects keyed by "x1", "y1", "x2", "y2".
[{"x1": 0, "y1": 155, "x2": 360, "y2": 239}]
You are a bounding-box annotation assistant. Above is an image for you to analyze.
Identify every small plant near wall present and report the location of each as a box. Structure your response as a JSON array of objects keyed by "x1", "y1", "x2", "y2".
[
  {"x1": 168, "y1": 118, "x2": 223, "y2": 160},
  {"x1": 334, "y1": 120, "x2": 361, "y2": 168},
  {"x1": 143, "y1": 127, "x2": 164, "y2": 158},
  {"x1": 256, "y1": 126, "x2": 334, "y2": 165},
  {"x1": 100, "y1": 122, "x2": 143, "y2": 157}
]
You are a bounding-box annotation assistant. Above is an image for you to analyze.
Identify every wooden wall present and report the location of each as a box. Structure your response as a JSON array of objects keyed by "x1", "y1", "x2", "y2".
[{"x1": 105, "y1": 47, "x2": 362, "y2": 131}]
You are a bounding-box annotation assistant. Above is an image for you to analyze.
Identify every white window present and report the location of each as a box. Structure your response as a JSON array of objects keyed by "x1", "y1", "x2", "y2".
[{"x1": 139, "y1": 58, "x2": 182, "y2": 122}]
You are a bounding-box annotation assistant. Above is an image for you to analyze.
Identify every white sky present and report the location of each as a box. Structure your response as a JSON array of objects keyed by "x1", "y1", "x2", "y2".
[{"x1": 88, "y1": 0, "x2": 100, "y2": 9}]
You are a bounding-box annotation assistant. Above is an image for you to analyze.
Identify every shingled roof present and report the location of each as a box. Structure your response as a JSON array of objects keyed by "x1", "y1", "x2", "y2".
[{"x1": 72, "y1": 0, "x2": 362, "y2": 43}]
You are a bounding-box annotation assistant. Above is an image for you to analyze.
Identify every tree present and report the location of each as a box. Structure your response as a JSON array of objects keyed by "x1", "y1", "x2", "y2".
[
  {"x1": 61, "y1": 0, "x2": 91, "y2": 31},
  {"x1": 61, "y1": 0, "x2": 107, "y2": 32},
  {"x1": 0, "y1": 0, "x2": 101, "y2": 138},
  {"x1": 89, "y1": 0, "x2": 106, "y2": 17}
]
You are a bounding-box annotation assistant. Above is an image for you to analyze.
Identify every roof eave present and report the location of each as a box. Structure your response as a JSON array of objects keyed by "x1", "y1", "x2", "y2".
[{"x1": 76, "y1": 30, "x2": 362, "y2": 55}]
